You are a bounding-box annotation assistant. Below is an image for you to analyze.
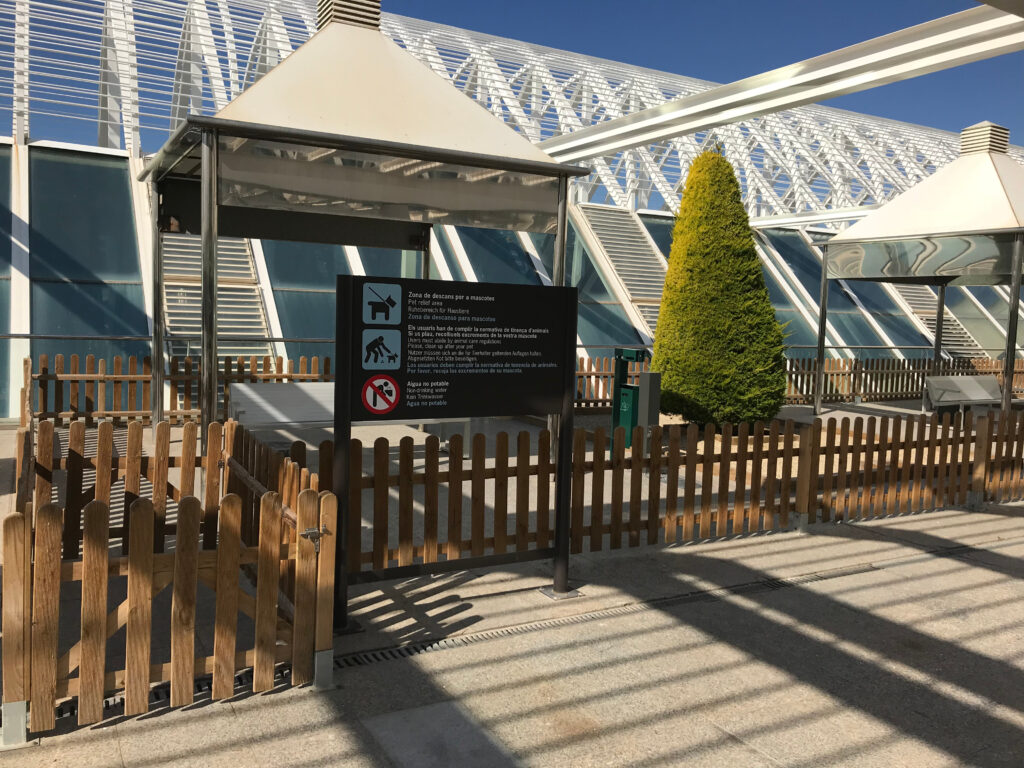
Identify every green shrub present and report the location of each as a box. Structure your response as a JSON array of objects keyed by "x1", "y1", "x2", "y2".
[{"x1": 651, "y1": 150, "x2": 786, "y2": 424}]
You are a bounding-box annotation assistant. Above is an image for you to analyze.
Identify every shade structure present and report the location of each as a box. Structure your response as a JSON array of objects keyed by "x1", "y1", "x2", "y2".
[
  {"x1": 137, "y1": 11, "x2": 588, "y2": 446},
  {"x1": 813, "y1": 122, "x2": 1024, "y2": 414}
]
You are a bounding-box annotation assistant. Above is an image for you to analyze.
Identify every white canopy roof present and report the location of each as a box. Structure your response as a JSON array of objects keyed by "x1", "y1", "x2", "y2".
[
  {"x1": 215, "y1": 21, "x2": 559, "y2": 168},
  {"x1": 831, "y1": 149, "x2": 1024, "y2": 243}
]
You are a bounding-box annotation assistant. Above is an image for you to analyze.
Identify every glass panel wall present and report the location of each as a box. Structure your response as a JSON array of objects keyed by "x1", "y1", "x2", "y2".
[
  {"x1": 531, "y1": 225, "x2": 645, "y2": 356},
  {"x1": 261, "y1": 240, "x2": 350, "y2": 361},
  {"x1": 28, "y1": 148, "x2": 149, "y2": 373},
  {"x1": 455, "y1": 227, "x2": 541, "y2": 285},
  {"x1": 760, "y1": 228, "x2": 893, "y2": 357},
  {"x1": 638, "y1": 213, "x2": 674, "y2": 258},
  {"x1": 0, "y1": 146, "x2": 10, "y2": 413}
]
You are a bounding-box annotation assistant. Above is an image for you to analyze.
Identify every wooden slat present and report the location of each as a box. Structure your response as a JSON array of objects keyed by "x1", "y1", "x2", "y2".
[
  {"x1": 819, "y1": 421, "x2": 835, "y2": 524},
  {"x1": 610, "y1": 427, "x2": 625, "y2": 549},
  {"x1": 516, "y1": 432, "x2": 531, "y2": 552},
  {"x1": 446, "y1": 434, "x2": 463, "y2": 561},
  {"x1": 254, "y1": 493, "x2": 282, "y2": 692},
  {"x1": 372, "y1": 437, "x2": 389, "y2": 569},
  {"x1": 63, "y1": 420, "x2": 85, "y2": 559},
  {"x1": 763, "y1": 421, "x2": 780, "y2": 529},
  {"x1": 78, "y1": 500, "x2": 110, "y2": 725},
  {"x1": 570, "y1": 429, "x2": 586, "y2": 554},
  {"x1": 152, "y1": 421, "x2": 170, "y2": 552},
  {"x1": 884, "y1": 416, "x2": 901, "y2": 516},
  {"x1": 398, "y1": 436, "x2": 414, "y2": 566},
  {"x1": 316, "y1": 492, "x2": 338, "y2": 655},
  {"x1": 924, "y1": 413, "x2": 939, "y2": 510},
  {"x1": 732, "y1": 422, "x2": 749, "y2": 533},
  {"x1": 180, "y1": 421, "x2": 197, "y2": 498},
  {"x1": 958, "y1": 411, "x2": 974, "y2": 506},
  {"x1": 2, "y1": 512, "x2": 29, "y2": 704},
  {"x1": 682, "y1": 424, "x2": 698, "y2": 540},
  {"x1": 779, "y1": 420, "x2": 795, "y2": 529},
  {"x1": 123, "y1": 421, "x2": 143, "y2": 554},
  {"x1": 870, "y1": 417, "x2": 887, "y2": 518},
  {"x1": 900, "y1": 414, "x2": 916, "y2": 514},
  {"x1": 663, "y1": 427, "x2": 680, "y2": 544},
  {"x1": 494, "y1": 432, "x2": 509, "y2": 555},
  {"x1": 699, "y1": 423, "x2": 715, "y2": 538},
  {"x1": 292, "y1": 489, "x2": 319, "y2": 685},
  {"x1": 170, "y1": 497, "x2": 201, "y2": 707},
  {"x1": 716, "y1": 423, "x2": 732, "y2": 536},
  {"x1": 471, "y1": 433, "x2": 486, "y2": 557},
  {"x1": 647, "y1": 425, "x2": 662, "y2": 545},
  {"x1": 629, "y1": 426, "x2": 644, "y2": 546},
  {"x1": 211, "y1": 494, "x2": 242, "y2": 700},
  {"x1": 85, "y1": 355, "x2": 96, "y2": 423},
  {"x1": 35, "y1": 418, "x2": 54, "y2": 509},
  {"x1": 94, "y1": 420, "x2": 113, "y2": 506},
  {"x1": 748, "y1": 422, "x2": 764, "y2": 532},
  {"x1": 936, "y1": 412, "x2": 951, "y2": 507},
  {"x1": 30, "y1": 505, "x2": 62, "y2": 732},
  {"x1": 424, "y1": 436, "x2": 440, "y2": 562},
  {"x1": 862, "y1": 417, "x2": 877, "y2": 519},
  {"x1": 591, "y1": 428, "x2": 607, "y2": 552},
  {"x1": 124, "y1": 500, "x2": 155, "y2": 716},
  {"x1": 537, "y1": 431, "x2": 552, "y2": 549},
  {"x1": 847, "y1": 418, "x2": 863, "y2": 522},
  {"x1": 56, "y1": 355, "x2": 66, "y2": 425},
  {"x1": 911, "y1": 414, "x2": 928, "y2": 513},
  {"x1": 203, "y1": 421, "x2": 223, "y2": 549},
  {"x1": 834, "y1": 418, "x2": 850, "y2": 523}
]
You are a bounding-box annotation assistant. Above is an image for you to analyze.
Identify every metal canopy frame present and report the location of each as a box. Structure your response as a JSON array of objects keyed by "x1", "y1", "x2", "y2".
[
  {"x1": 139, "y1": 115, "x2": 588, "y2": 446},
  {"x1": 813, "y1": 231, "x2": 1024, "y2": 416}
]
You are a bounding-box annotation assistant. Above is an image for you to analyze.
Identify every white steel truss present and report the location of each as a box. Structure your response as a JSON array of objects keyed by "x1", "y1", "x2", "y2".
[{"x1": 1, "y1": 0, "x2": 1022, "y2": 218}]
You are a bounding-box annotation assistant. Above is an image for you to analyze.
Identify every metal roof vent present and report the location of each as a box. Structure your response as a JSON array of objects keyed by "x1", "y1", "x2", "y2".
[
  {"x1": 960, "y1": 121, "x2": 1010, "y2": 155},
  {"x1": 317, "y1": 0, "x2": 380, "y2": 31}
]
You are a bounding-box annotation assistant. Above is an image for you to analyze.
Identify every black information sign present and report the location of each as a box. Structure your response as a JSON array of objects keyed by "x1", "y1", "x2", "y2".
[
  {"x1": 337, "y1": 275, "x2": 577, "y2": 422},
  {"x1": 332, "y1": 274, "x2": 579, "y2": 628}
]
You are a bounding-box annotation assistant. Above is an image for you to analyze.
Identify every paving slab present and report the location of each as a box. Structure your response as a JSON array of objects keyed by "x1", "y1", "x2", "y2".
[{"x1": 7, "y1": 506, "x2": 1024, "y2": 767}]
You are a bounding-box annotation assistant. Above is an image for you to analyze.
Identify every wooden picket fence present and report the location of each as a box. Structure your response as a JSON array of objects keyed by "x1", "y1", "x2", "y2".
[
  {"x1": 574, "y1": 356, "x2": 650, "y2": 410},
  {"x1": 2, "y1": 419, "x2": 338, "y2": 736},
  {"x1": 21, "y1": 353, "x2": 333, "y2": 427},
  {"x1": 785, "y1": 356, "x2": 1024, "y2": 404}
]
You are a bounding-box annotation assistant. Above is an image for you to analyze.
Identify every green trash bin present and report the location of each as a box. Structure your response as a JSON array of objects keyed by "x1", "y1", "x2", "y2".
[{"x1": 612, "y1": 348, "x2": 650, "y2": 448}]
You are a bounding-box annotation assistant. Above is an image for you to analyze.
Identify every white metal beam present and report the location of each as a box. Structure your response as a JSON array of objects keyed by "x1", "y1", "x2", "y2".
[{"x1": 541, "y1": 6, "x2": 1024, "y2": 162}]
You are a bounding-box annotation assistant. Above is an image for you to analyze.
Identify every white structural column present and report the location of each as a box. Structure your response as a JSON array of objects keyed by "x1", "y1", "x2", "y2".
[
  {"x1": 540, "y1": 6, "x2": 1024, "y2": 162},
  {"x1": 248, "y1": 239, "x2": 288, "y2": 359},
  {"x1": 12, "y1": 0, "x2": 28, "y2": 142},
  {"x1": 8, "y1": 143, "x2": 29, "y2": 418},
  {"x1": 98, "y1": 0, "x2": 140, "y2": 153}
]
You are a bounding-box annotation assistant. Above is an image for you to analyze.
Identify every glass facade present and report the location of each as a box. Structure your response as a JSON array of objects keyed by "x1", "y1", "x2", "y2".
[
  {"x1": 638, "y1": 213, "x2": 674, "y2": 259},
  {"x1": 455, "y1": 227, "x2": 542, "y2": 285},
  {"x1": 0, "y1": 146, "x2": 10, "y2": 412},
  {"x1": 262, "y1": 240, "x2": 350, "y2": 361},
  {"x1": 28, "y1": 148, "x2": 149, "y2": 369}
]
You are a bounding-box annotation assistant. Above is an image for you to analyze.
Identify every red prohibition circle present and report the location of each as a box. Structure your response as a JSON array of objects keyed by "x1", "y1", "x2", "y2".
[{"x1": 361, "y1": 375, "x2": 400, "y2": 414}]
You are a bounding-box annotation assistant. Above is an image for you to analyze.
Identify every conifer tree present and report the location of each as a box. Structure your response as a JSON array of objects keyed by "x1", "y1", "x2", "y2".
[{"x1": 652, "y1": 150, "x2": 786, "y2": 423}]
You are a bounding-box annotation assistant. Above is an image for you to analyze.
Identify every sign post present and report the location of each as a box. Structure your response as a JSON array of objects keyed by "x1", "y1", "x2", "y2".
[{"x1": 334, "y1": 276, "x2": 579, "y2": 627}]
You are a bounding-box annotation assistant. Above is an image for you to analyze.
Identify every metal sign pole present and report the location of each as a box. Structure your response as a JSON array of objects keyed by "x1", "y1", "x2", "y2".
[
  {"x1": 200, "y1": 129, "x2": 219, "y2": 452},
  {"x1": 333, "y1": 275, "x2": 354, "y2": 631}
]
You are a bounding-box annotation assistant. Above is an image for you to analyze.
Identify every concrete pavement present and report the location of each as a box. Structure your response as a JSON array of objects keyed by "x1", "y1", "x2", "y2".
[{"x1": 7, "y1": 505, "x2": 1024, "y2": 767}]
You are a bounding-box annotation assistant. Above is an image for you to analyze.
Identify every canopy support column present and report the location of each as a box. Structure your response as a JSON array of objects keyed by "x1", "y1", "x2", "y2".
[
  {"x1": 923, "y1": 284, "x2": 947, "y2": 413},
  {"x1": 1002, "y1": 233, "x2": 1024, "y2": 415},
  {"x1": 150, "y1": 180, "x2": 164, "y2": 430},
  {"x1": 813, "y1": 247, "x2": 829, "y2": 415},
  {"x1": 200, "y1": 129, "x2": 219, "y2": 450},
  {"x1": 550, "y1": 174, "x2": 573, "y2": 596}
]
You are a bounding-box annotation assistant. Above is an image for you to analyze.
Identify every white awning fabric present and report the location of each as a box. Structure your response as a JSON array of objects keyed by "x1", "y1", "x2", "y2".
[{"x1": 215, "y1": 21, "x2": 558, "y2": 168}]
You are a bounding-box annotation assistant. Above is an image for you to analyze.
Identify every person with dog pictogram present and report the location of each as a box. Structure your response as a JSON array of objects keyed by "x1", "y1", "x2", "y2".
[{"x1": 364, "y1": 335, "x2": 396, "y2": 364}]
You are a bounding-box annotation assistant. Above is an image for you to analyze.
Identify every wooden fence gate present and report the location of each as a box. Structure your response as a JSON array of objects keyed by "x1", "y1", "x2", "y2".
[{"x1": 2, "y1": 486, "x2": 337, "y2": 742}]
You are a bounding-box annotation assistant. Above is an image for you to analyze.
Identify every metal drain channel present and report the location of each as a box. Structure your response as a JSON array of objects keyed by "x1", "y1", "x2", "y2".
[{"x1": 334, "y1": 563, "x2": 879, "y2": 669}]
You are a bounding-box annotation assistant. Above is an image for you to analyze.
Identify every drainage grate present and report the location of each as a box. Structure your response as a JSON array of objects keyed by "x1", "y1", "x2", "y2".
[{"x1": 334, "y1": 563, "x2": 879, "y2": 669}]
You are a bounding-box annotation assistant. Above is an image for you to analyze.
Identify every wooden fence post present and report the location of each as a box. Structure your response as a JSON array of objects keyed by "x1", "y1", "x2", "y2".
[
  {"x1": 1, "y1": 512, "x2": 30, "y2": 746},
  {"x1": 314, "y1": 492, "x2": 338, "y2": 690},
  {"x1": 794, "y1": 420, "x2": 820, "y2": 530},
  {"x1": 968, "y1": 415, "x2": 990, "y2": 511}
]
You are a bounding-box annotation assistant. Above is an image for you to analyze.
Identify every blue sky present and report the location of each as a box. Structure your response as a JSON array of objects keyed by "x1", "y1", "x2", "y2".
[{"x1": 386, "y1": 0, "x2": 1024, "y2": 141}]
